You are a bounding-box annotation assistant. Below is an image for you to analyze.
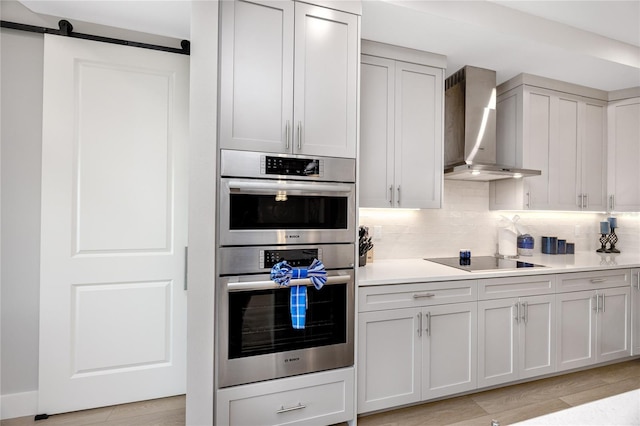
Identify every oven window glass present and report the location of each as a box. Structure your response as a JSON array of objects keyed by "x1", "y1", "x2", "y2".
[
  {"x1": 228, "y1": 284, "x2": 347, "y2": 359},
  {"x1": 229, "y1": 194, "x2": 348, "y2": 230}
]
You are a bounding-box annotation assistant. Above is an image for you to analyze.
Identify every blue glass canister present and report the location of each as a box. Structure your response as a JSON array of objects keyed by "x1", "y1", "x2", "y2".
[
  {"x1": 517, "y1": 234, "x2": 534, "y2": 256},
  {"x1": 541, "y1": 236, "x2": 558, "y2": 254}
]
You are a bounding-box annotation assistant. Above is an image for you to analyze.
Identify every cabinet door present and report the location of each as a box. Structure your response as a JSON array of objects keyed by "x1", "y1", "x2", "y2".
[
  {"x1": 293, "y1": 3, "x2": 358, "y2": 158},
  {"x1": 607, "y1": 98, "x2": 640, "y2": 212},
  {"x1": 422, "y1": 302, "x2": 477, "y2": 400},
  {"x1": 581, "y1": 101, "x2": 607, "y2": 211},
  {"x1": 548, "y1": 95, "x2": 580, "y2": 211},
  {"x1": 519, "y1": 295, "x2": 555, "y2": 379},
  {"x1": 556, "y1": 290, "x2": 596, "y2": 372},
  {"x1": 219, "y1": 0, "x2": 294, "y2": 153},
  {"x1": 478, "y1": 298, "x2": 518, "y2": 388},
  {"x1": 360, "y1": 55, "x2": 395, "y2": 207},
  {"x1": 632, "y1": 269, "x2": 640, "y2": 356},
  {"x1": 522, "y1": 88, "x2": 551, "y2": 209},
  {"x1": 394, "y1": 61, "x2": 443, "y2": 209},
  {"x1": 596, "y1": 287, "x2": 631, "y2": 362},
  {"x1": 357, "y1": 309, "x2": 421, "y2": 414}
]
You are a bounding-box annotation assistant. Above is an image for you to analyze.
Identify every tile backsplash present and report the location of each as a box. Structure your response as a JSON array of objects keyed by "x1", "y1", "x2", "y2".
[{"x1": 360, "y1": 180, "x2": 640, "y2": 260}]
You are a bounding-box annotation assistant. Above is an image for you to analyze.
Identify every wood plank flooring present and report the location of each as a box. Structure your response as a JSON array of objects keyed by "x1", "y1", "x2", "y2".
[
  {"x1": 358, "y1": 358, "x2": 640, "y2": 426},
  {"x1": 2, "y1": 359, "x2": 639, "y2": 426}
]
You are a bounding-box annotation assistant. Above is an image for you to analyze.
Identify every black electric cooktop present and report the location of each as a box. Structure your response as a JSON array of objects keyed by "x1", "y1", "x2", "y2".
[{"x1": 425, "y1": 256, "x2": 547, "y2": 272}]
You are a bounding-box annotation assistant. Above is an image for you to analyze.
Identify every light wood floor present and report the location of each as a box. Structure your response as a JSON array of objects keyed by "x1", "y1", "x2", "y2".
[{"x1": 2, "y1": 359, "x2": 639, "y2": 426}]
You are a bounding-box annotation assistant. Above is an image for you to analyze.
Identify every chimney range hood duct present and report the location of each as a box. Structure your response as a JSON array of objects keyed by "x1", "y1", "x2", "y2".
[{"x1": 444, "y1": 66, "x2": 541, "y2": 181}]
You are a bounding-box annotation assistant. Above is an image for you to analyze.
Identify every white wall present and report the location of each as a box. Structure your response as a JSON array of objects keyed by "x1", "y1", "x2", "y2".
[
  {"x1": 1, "y1": 27, "x2": 43, "y2": 398},
  {"x1": 361, "y1": 180, "x2": 640, "y2": 260}
]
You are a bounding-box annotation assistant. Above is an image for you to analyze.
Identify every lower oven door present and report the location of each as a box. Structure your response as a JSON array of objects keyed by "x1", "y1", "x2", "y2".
[{"x1": 217, "y1": 270, "x2": 354, "y2": 388}]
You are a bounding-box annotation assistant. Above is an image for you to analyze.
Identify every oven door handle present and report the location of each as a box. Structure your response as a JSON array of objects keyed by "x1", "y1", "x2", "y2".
[
  {"x1": 227, "y1": 180, "x2": 353, "y2": 194},
  {"x1": 227, "y1": 274, "x2": 352, "y2": 292}
]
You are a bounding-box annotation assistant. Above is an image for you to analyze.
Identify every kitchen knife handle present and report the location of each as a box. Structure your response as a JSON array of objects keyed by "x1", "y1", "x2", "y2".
[{"x1": 417, "y1": 312, "x2": 422, "y2": 337}]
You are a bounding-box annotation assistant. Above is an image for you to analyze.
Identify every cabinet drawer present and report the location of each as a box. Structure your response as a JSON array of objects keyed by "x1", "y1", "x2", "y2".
[
  {"x1": 557, "y1": 270, "x2": 631, "y2": 293},
  {"x1": 478, "y1": 275, "x2": 555, "y2": 300},
  {"x1": 359, "y1": 280, "x2": 477, "y2": 312},
  {"x1": 217, "y1": 368, "x2": 354, "y2": 426}
]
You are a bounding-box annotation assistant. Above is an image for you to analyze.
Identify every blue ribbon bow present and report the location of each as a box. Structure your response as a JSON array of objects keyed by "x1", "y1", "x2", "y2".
[
  {"x1": 270, "y1": 258, "x2": 326, "y2": 290},
  {"x1": 270, "y1": 258, "x2": 326, "y2": 329}
]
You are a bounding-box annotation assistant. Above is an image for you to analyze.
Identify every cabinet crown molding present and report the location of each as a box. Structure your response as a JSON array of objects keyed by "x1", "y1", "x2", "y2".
[
  {"x1": 361, "y1": 39, "x2": 446, "y2": 69},
  {"x1": 497, "y1": 73, "x2": 608, "y2": 101}
]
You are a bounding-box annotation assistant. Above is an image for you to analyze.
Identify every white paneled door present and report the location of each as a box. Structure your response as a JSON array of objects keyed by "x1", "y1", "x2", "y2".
[{"x1": 38, "y1": 35, "x2": 188, "y2": 415}]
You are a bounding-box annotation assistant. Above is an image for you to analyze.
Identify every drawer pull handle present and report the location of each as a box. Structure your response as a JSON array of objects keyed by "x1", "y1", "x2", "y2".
[
  {"x1": 590, "y1": 278, "x2": 606, "y2": 283},
  {"x1": 413, "y1": 292, "x2": 435, "y2": 299},
  {"x1": 276, "y1": 403, "x2": 306, "y2": 414}
]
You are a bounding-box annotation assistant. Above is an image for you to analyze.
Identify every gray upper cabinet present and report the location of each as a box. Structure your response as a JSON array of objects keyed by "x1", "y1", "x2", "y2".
[
  {"x1": 607, "y1": 96, "x2": 640, "y2": 212},
  {"x1": 360, "y1": 41, "x2": 445, "y2": 209},
  {"x1": 490, "y1": 76, "x2": 607, "y2": 211},
  {"x1": 219, "y1": 0, "x2": 358, "y2": 158}
]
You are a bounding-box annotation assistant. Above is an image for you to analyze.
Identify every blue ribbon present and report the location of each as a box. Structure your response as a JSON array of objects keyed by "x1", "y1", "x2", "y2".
[
  {"x1": 270, "y1": 258, "x2": 326, "y2": 290},
  {"x1": 270, "y1": 259, "x2": 327, "y2": 330}
]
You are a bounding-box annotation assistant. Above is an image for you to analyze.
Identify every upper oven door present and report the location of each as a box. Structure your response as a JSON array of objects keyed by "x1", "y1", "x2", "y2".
[{"x1": 219, "y1": 178, "x2": 356, "y2": 246}]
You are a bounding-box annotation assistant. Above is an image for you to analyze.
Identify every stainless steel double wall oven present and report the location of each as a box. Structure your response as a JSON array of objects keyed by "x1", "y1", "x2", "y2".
[{"x1": 216, "y1": 150, "x2": 356, "y2": 388}]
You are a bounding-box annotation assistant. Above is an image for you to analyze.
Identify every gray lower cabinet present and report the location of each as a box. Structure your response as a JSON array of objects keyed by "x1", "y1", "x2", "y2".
[
  {"x1": 555, "y1": 270, "x2": 632, "y2": 372},
  {"x1": 477, "y1": 275, "x2": 556, "y2": 388},
  {"x1": 632, "y1": 269, "x2": 640, "y2": 355},
  {"x1": 357, "y1": 281, "x2": 477, "y2": 414},
  {"x1": 357, "y1": 269, "x2": 636, "y2": 415}
]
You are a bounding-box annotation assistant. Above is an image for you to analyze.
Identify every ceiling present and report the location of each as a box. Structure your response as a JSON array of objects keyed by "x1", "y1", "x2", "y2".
[{"x1": 16, "y1": 0, "x2": 640, "y2": 92}]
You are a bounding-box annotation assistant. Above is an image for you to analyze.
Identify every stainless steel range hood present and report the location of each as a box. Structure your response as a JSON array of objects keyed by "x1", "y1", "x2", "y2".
[{"x1": 444, "y1": 66, "x2": 541, "y2": 181}]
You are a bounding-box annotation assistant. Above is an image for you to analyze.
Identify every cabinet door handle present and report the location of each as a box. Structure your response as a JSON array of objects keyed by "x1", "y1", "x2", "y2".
[
  {"x1": 285, "y1": 120, "x2": 290, "y2": 149},
  {"x1": 601, "y1": 294, "x2": 605, "y2": 313},
  {"x1": 417, "y1": 312, "x2": 422, "y2": 337},
  {"x1": 389, "y1": 185, "x2": 393, "y2": 206},
  {"x1": 577, "y1": 194, "x2": 583, "y2": 209},
  {"x1": 297, "y1": 121, "x2": 302, "y2": 150},
  {"x1": 635, "y1": 273, "x2": 640, "y2": 290},
  {"x1": 425, "y1": 312, "x2": 431, "y2": 336},
  {"x1": 276, "y1": 403, "x2": 306, "y2": 414},
  {"x1": 590, "y1": 278, "x2": 606, "y2": 284},
  {"x1": 514, "y1": 302, "x2": 520, "y2": 324},
  {"x1": 593, "y1": 294, "x2": 599, "y2": 313},
  {"x1": 413, "y1": 292, "x2": 435, "y2": 299},
  {"x1": 583, "y1": 194, "x2": 588, "y2": 209},
  {"x1": 525, "y1": 192, "x2": 530, "y2": 209},
  {"x1": 609, "y1": 194, "x2": 615, "y2": 211},
  {"x1": 397, "y1": 186, "x2": 401, "y2": 205},
  {"x1": 523, "y1": 301, "x2": 528, "y2": 324}
]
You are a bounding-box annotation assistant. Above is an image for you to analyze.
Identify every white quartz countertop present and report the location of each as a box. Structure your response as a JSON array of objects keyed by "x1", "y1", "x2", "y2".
[{"x1": 357, "y1": 252, "x2": 640, "y2": 286}]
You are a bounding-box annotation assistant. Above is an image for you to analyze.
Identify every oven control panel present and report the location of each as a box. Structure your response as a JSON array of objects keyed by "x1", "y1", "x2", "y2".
[
  {"x1": 263, "y1": 156, "x2": 322, "y2": 177},
  {"x1": 261, "y1": 248, "x2": 321, "y2": 269}
]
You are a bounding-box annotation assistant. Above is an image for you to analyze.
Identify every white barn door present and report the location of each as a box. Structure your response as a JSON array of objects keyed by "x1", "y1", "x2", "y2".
[{"x1": 38, "y1": 35, "x2": 188, "y2": 415}]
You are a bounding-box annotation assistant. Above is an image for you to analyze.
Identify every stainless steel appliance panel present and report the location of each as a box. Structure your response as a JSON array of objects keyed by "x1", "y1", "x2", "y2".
[
  {"x1": 220, "y1": 149, "x2": 356, "y2": 183},
  {"x1": 218, "y1": 244, "x2": 355, "y2": 276}
]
